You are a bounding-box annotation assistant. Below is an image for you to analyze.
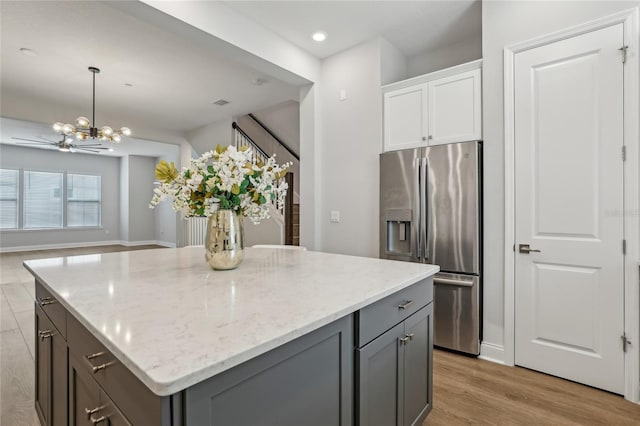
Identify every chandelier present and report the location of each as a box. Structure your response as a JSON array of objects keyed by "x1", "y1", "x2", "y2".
[{"x1": 53, "y1": 66, "x2": 131, "y2": 143}]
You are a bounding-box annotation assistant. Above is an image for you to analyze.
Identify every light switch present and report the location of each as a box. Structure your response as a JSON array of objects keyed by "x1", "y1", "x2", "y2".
[
  {"x1": 330, "y1": 210, "x2": 340, "y2": 223},
  {"x1": 339, "y1": 89, "x2": 347, "y2": 101}
]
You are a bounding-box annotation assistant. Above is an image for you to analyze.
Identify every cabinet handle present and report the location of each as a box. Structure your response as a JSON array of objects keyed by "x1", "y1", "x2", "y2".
[
  {"x1": 85, "y1": 352, "x2": 114, "y2": 373},
  {"x1": 407, "y1": 333, "x2": 415, "y2": 341},
  {"x1": 85, "y1": 406, "x2": 102, "y2": 420},
  {"x1": 38, "y1": 330, "x2": 53, "y2": 341},
  {"x1": 91, "y1": 362, "x2": 114, "y2": 373},
  {"x1": 399, "y1": 336, "x2": 410, "y2": 345},
  {"x1": 398, "y1": 300, "x2": 414, "y2": 310},
  {"x1": 421, "y1": 136, "x2": 427, "y2": 141},
  {"x1": 86, "y1": 351, "x2": 106, "y2": 360},
  {"x1": 39, "y1": 297, "x2": 57, "y2": 306},
  {"x1": 90, "y1": 415, "x2": 107, "y2": 424},
  {"x1": 428, "y1": 135, "x2": 433, "y2": 140}
]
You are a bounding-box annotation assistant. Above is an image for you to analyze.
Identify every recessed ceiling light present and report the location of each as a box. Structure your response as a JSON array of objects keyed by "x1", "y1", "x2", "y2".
[
  {"x1": 212, "y1": 99, "x2": 230, "y2": 106},
  {"x1": 19, "y1": 47, "x2": 37, "y2": 56},
  {"x1": 312, "y1": 32, "x2": 327, "y2": 42}
]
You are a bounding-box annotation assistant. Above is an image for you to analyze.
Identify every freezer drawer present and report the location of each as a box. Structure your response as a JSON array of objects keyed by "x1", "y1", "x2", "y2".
[{"x1": 433, "y1": 272, "x2": 479, "y2": 355}]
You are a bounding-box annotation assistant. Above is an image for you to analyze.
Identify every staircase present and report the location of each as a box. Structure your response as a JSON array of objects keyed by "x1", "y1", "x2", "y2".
[{"x1": 232, "y1": 121, "x2": 300, "y2": 246}]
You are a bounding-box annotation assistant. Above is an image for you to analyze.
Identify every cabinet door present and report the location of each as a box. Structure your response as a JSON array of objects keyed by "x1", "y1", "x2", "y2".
[
  {"x1": 384, "y1": 85, "x2": 428, "y2": 151},
  {"x1": 69, "y1": 354, "x2": 101, "y2": 426},
  {"x1": 100, "y1": 390, "x2": 133, "y2": 426},
  {"x1": 51, "y1": 322, "x2": 68, "y2": 426},
  {"x1": 402, "y1": 304, "x2": 433, "y2": 426},
  {"x1": 428, "y1": 69, "x2": 481, "y2": 145},
  {"x1": 35, "y1": 305, "x2": 52, "y2": 425},
  {"x1": 357, "y1": 322, "x2": 404, "y2": 426}
]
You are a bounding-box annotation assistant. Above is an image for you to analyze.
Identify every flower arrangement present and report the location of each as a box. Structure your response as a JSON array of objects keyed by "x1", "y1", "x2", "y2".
[{"x1": 150, "y1": 145, "x2": 290, "y2": 223}]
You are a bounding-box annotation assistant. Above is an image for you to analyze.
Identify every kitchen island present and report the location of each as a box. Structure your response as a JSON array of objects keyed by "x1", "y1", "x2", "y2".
[{"x1": 24, "y1": 247, "x2": 438, "y2": 426}]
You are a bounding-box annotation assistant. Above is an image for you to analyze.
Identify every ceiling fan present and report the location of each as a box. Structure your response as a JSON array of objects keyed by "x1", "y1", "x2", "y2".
[{"x1": 11, "y1": 135, "x2": 112, "y2": 154}]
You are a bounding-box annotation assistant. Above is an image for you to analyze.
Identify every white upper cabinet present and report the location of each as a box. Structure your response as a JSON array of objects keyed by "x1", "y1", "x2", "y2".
[
  {"x1": 383, "y1": 85, "x2": 428, "y2": 151},
  {"x1": 382, "y1": 60, "x2": 482, "y2": 152},
  {"x1": 427, "y1": 69, "x2": 481, "y2": 146}
]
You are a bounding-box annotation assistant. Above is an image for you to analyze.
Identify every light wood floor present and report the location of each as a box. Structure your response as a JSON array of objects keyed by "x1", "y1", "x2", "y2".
[
  {"x1": 1, "y1": 245, "x2": 639, "y2": 425},
  {"x1": 426, "y1": 350, "x2": 640, "y2": 425}
]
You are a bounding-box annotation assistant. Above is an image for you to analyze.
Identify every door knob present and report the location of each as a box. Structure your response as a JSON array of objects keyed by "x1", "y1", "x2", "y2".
[{"x1": 518, "y1": 244, "x2": 541, "y2": 254}]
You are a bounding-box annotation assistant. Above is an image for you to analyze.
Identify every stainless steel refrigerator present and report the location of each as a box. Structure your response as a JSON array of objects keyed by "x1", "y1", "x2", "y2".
[{"x1": 380, "y1": 141, "x2": 482, "y2": 355}]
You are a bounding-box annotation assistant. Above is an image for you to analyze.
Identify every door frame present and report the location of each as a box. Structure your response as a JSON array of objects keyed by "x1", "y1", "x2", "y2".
[{"x1": 503, "y1": 8, "x2": 640, "y2": 403}]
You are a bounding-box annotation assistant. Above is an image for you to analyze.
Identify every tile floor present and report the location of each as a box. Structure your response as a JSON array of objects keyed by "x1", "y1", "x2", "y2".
[{"x1": 0, "y1": 245, "x2": 163, "y2": 425}]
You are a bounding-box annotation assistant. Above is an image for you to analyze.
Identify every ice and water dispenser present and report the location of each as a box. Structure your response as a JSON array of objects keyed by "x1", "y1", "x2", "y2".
[{"x1": 384, "y1": 209, "x2": 412, "y2": 255}]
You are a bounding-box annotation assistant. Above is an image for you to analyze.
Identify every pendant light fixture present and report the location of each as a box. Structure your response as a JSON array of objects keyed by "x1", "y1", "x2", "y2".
[{"x1": 53, "y1": 66, "x2": 131, "y2": 143}]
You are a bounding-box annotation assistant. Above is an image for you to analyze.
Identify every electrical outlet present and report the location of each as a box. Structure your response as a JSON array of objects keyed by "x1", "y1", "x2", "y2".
[{"x1": 330, "y1": 211, "x2": 340, "y2": 223}]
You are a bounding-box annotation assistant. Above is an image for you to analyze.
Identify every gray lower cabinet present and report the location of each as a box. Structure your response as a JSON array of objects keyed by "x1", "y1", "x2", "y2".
[
  {"x1": 357, "y1": 304, "x2": 433, "y2": 426},
  {"x1": 35, "y1": 304, "x2": 67, "y2": 426},
  {"x1": 185, "y1": 315, "x2": 354, "y2": 426},
  {"x1": 69, "y1": 352, "x2": 132, "y2": 426}
]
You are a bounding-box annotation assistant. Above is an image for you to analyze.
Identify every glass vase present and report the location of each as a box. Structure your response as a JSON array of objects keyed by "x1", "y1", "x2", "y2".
[{"x1": 205, "y1": 209, "x2": 244, "y2": 270}]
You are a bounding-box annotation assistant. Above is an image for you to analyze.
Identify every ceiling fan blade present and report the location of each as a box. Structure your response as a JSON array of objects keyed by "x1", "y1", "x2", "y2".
[
  {"x1": 76, "y1": 148, "x2": 101, "y2": 153},
  {"x1": 37, "y1": 136, "x2": 57, "y2": 143},
  {"x1": 75, "y1": 144, "x2": 105, "y2": 147},
  {"x1": 12, "y1": 137, "x2": 53, "y2": 145}
]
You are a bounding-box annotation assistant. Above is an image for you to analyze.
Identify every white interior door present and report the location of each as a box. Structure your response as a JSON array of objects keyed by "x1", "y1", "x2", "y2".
[{"x1": 514, "y1": 23, "x2": 625, "y2": 394}]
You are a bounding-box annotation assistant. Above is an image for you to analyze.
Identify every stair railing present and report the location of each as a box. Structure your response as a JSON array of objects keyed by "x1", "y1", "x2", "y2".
[{"x1": 232, "y1": 122, "x2": 294, "y2": 241}]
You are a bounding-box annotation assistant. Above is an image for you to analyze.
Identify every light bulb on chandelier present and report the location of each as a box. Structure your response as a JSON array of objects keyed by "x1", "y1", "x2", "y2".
[{"x1": 53, "y1": 67, "x2": 131, "y2": 144}]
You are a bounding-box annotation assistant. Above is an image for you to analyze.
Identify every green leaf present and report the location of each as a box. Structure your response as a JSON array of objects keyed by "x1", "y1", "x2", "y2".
[
  {"x1": 259, "y1": 195, "x2": 266, "y2": 204},
  {"x1": 207, "y1": 165, "x2": 214, "y2": 174}
]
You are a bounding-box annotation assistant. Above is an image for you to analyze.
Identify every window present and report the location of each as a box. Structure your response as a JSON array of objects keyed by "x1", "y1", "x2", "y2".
[
  {"x1": 24, "y1": 171, "x2": 63, "y2": 229},
  {"x1": 0, "y1": 169, "x2": 19, "y2": 229},
  {"x1": 67, "y1": 174, "x2": 101, "y2": 227}
]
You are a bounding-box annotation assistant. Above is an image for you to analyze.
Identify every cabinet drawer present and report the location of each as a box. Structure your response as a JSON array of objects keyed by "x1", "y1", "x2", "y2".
[
  {"x1": 36, "y1": 280, "x2": 67, "y2": 339},
  {"x1": 356, "y1": 277, "x2": 432, "y2": 347},
  {"x1": 67, "y1": 314, "x2": 163, "y2": 426}
]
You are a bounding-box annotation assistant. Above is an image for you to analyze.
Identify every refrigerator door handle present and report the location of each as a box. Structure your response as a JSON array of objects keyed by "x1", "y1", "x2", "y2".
[
  {"x1": 414, "y1": 156, "x2": 422, "y2": 260},
  {"x1": 421, "y1": 157, "x2": 429, "y2": 262}
]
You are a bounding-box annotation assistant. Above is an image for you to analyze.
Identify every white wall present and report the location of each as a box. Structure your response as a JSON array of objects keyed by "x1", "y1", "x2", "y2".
[
  {"x1": 250, "y1": 100, "x2": 300, "y2": 154},
  {"x1": 0, "y1": 144, "x2": 120, "y2": 249},
  {"x1": 119, "y1": 156, "x2": 130, "y2": 242},
  {"x1": 407, "y1": 36, "x2": 482, "y2": 78},
  {"x1": 125, "y1": 155, "x2": 156, "y2": 243},
  {"x1": 154, "y1": 153, "x2": 179, "y2": 247},
  {"x1": 317, "y1": 38, "x2": 389, "y2": 256},
  {"x1": 482, "y1": 0, "x2": 640, "y2": 355},
  {"x1": 380, "y1": 38, "x2": 407, "y2": 85},
  {"x1": 187, "y1": 118, "x2": 234, "y2": 155}
]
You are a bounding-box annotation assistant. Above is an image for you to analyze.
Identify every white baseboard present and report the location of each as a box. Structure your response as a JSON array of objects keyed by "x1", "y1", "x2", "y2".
[
  {"x1": 0, "y1": 240, "x2": 177, "y2": 253},
  {"x1": 155, "y1": 241, "x2": 176, "y2": 248},
  {"x1": 119, "y1": 240, "x2": 159, "y2": 247},
  {"x1": 0, "y1": 240, "x2": 122, "y2": 253},
  {"x1": 479, "y1": 342, "x2": 506, "y2": 365}
]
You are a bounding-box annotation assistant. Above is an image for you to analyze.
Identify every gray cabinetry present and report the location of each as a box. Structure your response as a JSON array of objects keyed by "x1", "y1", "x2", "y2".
[
  {"x1": 185, "y1": 315, "x2": 354, "y2": 426},
  {"x1": 356, "y1": 278, "x2": 433, "y2": 426},
  {"x1": 35, "y1": 303, "x2": 67, "y2": 426}
]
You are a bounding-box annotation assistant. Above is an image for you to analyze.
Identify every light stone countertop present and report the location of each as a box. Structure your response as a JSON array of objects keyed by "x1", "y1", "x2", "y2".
[{"x1": 24, "y1": 247, "x2": 439, "y2": 396}]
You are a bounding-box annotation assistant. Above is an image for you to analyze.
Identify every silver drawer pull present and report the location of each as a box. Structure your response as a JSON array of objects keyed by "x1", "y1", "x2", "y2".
[
  {"x1": 399, "y1": 336, "x2": 410, "y2": 344},
  {"x1": 86, "y1": 351, "x2": 106, "y2": 360},
  {"x1": 90, "y1": 415, "x2": 107, "y2": 424},
  {"x1": 40, "y1": 297, "x2": 57, "y2": 306},
  {"x1": 85, "y1": 406, "x2": 102, "y2": 420},
  {"x1": 398, "y1": 300, "x2": 414, "y2": 310},
  {"x1": 434, "y1": 277, "x2": 474, "y2": 287},
  {"x1": 407, "y1": 333, "x2": 415, "y2": 341},
  {"x1": 38, "y1": 330, "x2": 53, "y2": 341},
  {"x1": 91, "y1": 361, "x2": 114, "y2": 373}
]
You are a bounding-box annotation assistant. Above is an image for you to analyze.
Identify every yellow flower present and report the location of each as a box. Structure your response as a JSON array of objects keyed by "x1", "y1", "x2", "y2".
[{"x1": 155, "y1": 160, "x2": 179, "y2": 183}]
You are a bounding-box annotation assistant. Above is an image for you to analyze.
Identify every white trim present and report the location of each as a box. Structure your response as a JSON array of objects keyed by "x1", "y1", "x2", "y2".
[
  {"x1": 0, "y1": 240, "x2": 175, "y2": 253},
  {"x1": 155, "y1": 241, "x2": 177, "y2": 248},
  {"x1": 381, "y1": 59, "x2": 482, "y2": 92},
  {"x1": 479, "y1": 342, "x2": 505, "y2": 365},
  {"x1": 119, "y1": 240, "x2": 163, "y2": 247},
  {"x1": 503, "y1": 8, "x2": 640, "y2": 403},
  {"x1": 0, "y1": 240, "x2": 122, "y2": 253}
]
